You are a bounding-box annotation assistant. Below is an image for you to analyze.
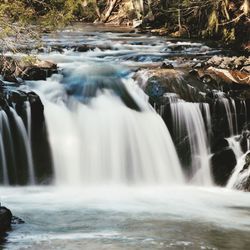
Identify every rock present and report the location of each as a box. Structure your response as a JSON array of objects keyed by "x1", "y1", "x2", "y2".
[
  {"x1": 207, "y1": 66, "x2": 250, "y2": 85},
  {"x1": 0, "y1": 56, "x2": 57, "y2": 82},
  {"x1": 10, "y1": 91, "x2": 28, "y2": 104},
  {"x1": 3, "y1": 75, "x2": 19, "y2": 83},
  {"x1": 133, "y1": 19, "x2": 142, "y2": 28},
  {"x1": 21, "y1": 59, "x2": 57, "y2": 80},
  {"x1": 193, "y1": 62, "x2": 203, "y2": 69},
  {"x1": 75, "y1": 44, "x2": 96, "y2": 52},
  {"x1": 212, "y1": 148, "x2": 237, "y2": 186},
  {"x1": 11, "y1": 216, "x2": 25, "y2": 225},
  {"x1": 234, "y1": 56, "x2": 247, "y2": 69},
  {"x1": 0, "y1": 207, "x2": 12, "y2": 233},
  {"x1": 161, "y1": 62, "x2": 174, "y2": 69},
  {"x1": 242, "y1": 65, "x2": 250, "y2": 73},
  {"x1": 206, "y1": 55, "x2": 224, "y2": 67},
  {"x1": 189, "y1": 69, "x2": 199, "y2": 77},
  {"x1": 206, "y1": 56, "x2": 250, "y2": 70}
]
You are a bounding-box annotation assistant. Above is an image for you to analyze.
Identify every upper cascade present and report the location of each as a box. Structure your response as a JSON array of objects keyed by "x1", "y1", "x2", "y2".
[{"x1": 30, "y1": 63, "x2": 185, "y2": 186}]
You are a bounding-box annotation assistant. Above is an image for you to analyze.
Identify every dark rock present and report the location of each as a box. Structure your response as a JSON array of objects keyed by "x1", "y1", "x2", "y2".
[
  {"x1": 211, "y1": 148, "x2": 237, "y2": 186},
  {"x1": 193, "y1": 62, "x2": 203, "y2": 69},
  {"x1": 11, "y1": 216, "x2": 25, "y2": 225},
  {"x1": 0, "y1": 207, "x2": 12, "y2": 233},
  {"x1": 22, "y1": 67, "x2": 48, "y2": 81},
  {"x1": 161, "y1": 62, "x2": 174, "y2": 69},
  {"x1": 0, "y1": 56, "x2": 57, "y2": 82},
  {"x1": 242, "y1": 65, "x2": 250, "y2": 73},
  {"x1": 21, "y1": 60, "x2": 57, "y2": 81},
  {"x1": 189, "y1": 69, "x2": 199, "y2": 77},
  {"x1": 201, "y1": 74, "x2": 214, "y2": 84},
  {"x1": 10, "y1": 91, "x2": 28, "y2": 104},
  {"x1": 3, "y1": 75, "x2": 19, "y2": 83}
]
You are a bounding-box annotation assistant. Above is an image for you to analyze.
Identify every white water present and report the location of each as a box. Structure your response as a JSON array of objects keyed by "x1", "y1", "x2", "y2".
[
  {"x1": 25, "y1": 101, "x2": 32, "y2": 142},
  {"x1": 1, "y1": 26, "x2": 250, "y2": 250},
  {"x1": 170, "y1": 101, "x2": 213, "y2": 185},
  {"x1": 0, "y1": 111, "x2": 9, "y2": 185},
  {"x1": 215, "y1": 95, "x2": 237, "y2": 136},
  {"x1": 227, "y1": 151, "x2": 250, "y2": 189},
  {"x1": 2, "y1": 186, "x2": 250, "y2": 250},
  {"x1": 10, "y1": 108, "x2": 35, "y2": 185},
  {"x1": 29, "y1": 72, "x2": 184, "y2": 186},
  {"x1": 226, "y1": 136, "x2": 243, "y2": 160}
]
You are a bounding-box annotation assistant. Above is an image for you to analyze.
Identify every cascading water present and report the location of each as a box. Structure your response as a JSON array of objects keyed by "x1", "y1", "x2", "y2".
[
  {"x1": 29, "y1": 64, "x2": 185, "y2": 186},
  {"x1": 0, "y1": 111, "x2": 9, "y2": 185},
  {"x1": 169, "y1": 100, "x2": 213, "y2": 185},
  {"x1": 227, "y1": 151, "x2": 250, "y2": 190},
  {"x1": 9, "y1": 107, "x2": 35, "y2": 185},
  {"x1": 226, "y1": 136, "x2": 243, "y2": 160}
]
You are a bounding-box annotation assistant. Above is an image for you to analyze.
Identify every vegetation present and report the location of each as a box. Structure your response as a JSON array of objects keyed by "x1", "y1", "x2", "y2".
[{"x1": 0, "y1": 0, "x2": 249, "y2": 51}]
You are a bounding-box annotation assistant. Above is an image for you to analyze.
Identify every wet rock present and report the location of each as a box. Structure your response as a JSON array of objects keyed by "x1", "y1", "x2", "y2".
[
  {"x1": 211, "y1": 148, "x2": 237, "y2": 186},
  {"x1": 21, "y1": 60, "x2": 57, "y2": 81},
  {"x1": 206, "y1": 55, "x2": 250, "y2": 70},
  {"x1": 3, "y1": 75, "x2": 19, "y2": 83},
  {"x1": 242, "y1": 65, "x2": 250, "y2": 73},
  {"x1": 193, "y1": 62, "x2": 203, "y2": 69},
  {"x1": 206, "y1": 55, "x2": 224, "y2": 67},
  {"x1": 0, "y1": 207, "x2": 12, "y2": 233},
  {"x1": 11, "y1": 216, "x2": 25, "y2": 225},
  {"x1": 74, "y1": 44, "x2": 96, "y2": 52},
  {"x1": 0, "y1": 56, "x2": 57, "y2": 82},
  {"x1": 189, "y1": 69, "x2": 199, "y2": 77},
  {"x1": 10, "y1": 91, "x2": 28, "y2": 104},
  {"x1": 207, "y1": 67, "x2": 250, "y2": 85},
  {"x1": 161, "y1": 62, "x2": 174, "y2": 69}
]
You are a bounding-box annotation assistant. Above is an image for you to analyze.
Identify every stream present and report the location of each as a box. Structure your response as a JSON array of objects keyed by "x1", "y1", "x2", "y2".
[{"x1": 1, "y1": 24, "x2": 250, "y2": 250}]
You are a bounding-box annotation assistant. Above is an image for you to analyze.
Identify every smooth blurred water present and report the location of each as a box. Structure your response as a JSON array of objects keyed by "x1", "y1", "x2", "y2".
[
  {"x1": 1, "y1": 25, "x2": 249, "y2": 250},
  {"x1": 1, "y1": 186, "x2": 250, "y2": 250}
]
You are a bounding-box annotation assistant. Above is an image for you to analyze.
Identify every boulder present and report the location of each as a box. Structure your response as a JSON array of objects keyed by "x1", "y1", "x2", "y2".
[
  {"x1": 207, "y1": 67, "x2": 250, "y2": 85},
  {"x1": 0, "y1": 207, "x2": 12, "y2": 233},
  {"x1": 21, "y1": 59, "x2": 57, "y2": 80},
  {"x1": 0, "y1": 56, "x2": 57, "y2": 82},
  {"x1": 211, "y1": 148, "x2": 237, "y2": 186}
]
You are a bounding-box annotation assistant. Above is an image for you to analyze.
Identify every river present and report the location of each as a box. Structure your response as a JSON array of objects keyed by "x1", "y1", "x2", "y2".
[{"x1": 1, "y1": 24, "x2": 250, "y2": 250}]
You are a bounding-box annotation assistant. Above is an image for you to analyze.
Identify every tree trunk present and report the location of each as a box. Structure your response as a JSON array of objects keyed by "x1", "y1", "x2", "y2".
[{"x1": 101, "y1": 0, "x2": 119, "y2": 22}]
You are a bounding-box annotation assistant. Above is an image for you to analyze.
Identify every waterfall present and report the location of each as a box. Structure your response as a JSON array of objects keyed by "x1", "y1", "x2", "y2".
[
  {"x1": 170, "y1": 101, "x2": 213, "y2": 185},
  {"x1": 30, "y1": 68, "x2": 185, "y2": 186},
  {"x1": 227, "y1": 151, "x2": 250, "y2": 190},
  {"x1": 0, "y1": 111, "x2": 9, "y2": 185},
  {"x1": 10, "y1": 108, "x2": 35, "y2": 185},
  {"x1": 25, "y1": 101, "x2": 32, "y2": 141},
  {"x1": 226, "y1": 136, "x2": 243, "y2": 160},
  {"x1": 215, "y1": 94, "x2": 238, "y2": 136}
]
